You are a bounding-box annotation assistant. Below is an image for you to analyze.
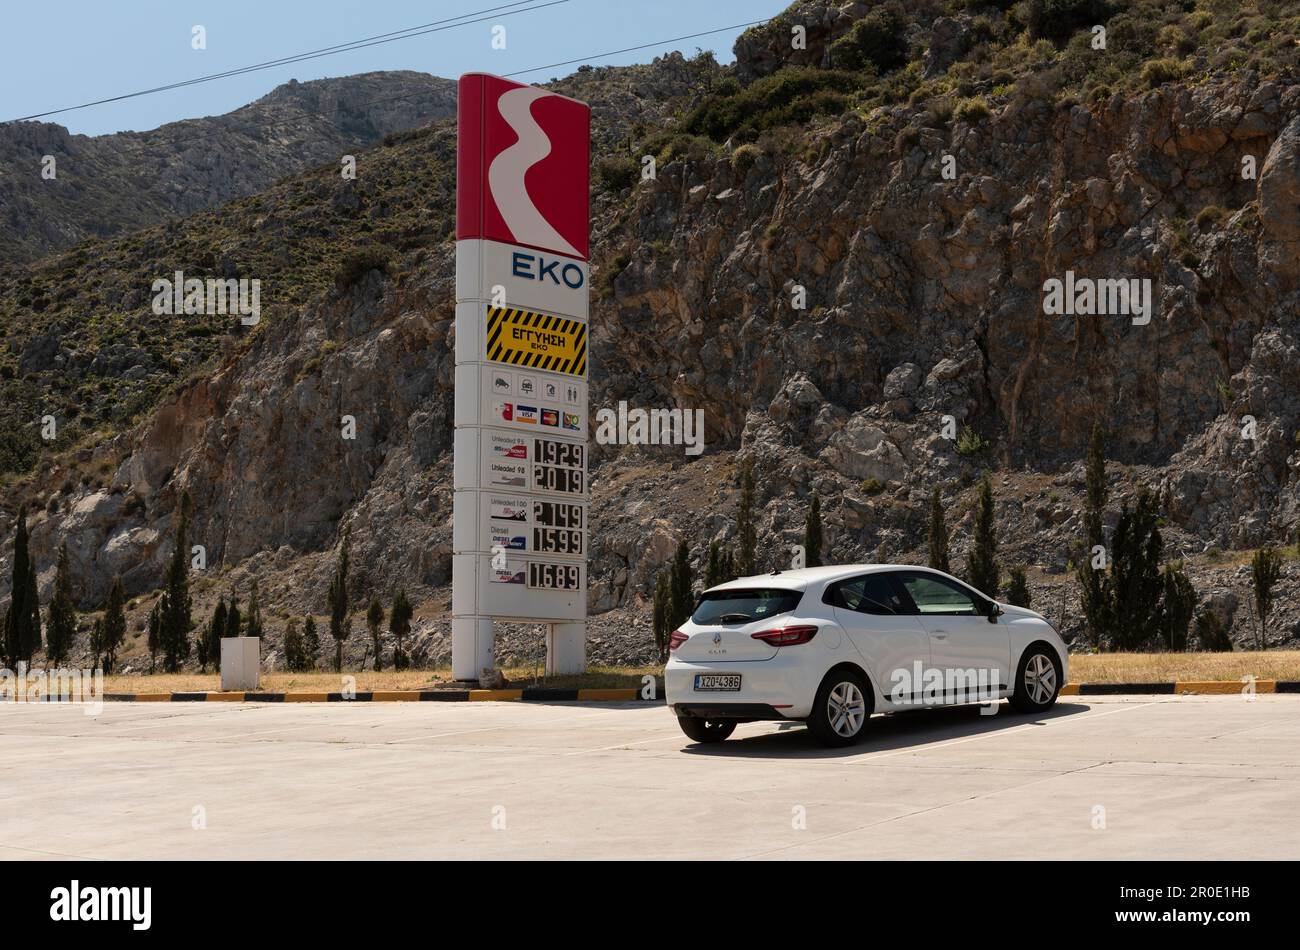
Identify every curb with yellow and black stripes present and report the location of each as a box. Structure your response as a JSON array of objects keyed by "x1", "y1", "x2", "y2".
[
  {"x1": 1060, "y1": 680, "x2": 1300, "y2": 696},
  {"x1": 99, "y1": 686, "x2": 661, "y2": 703},
  {"x1": 91, "y1": 680, "x2": 1300, "y2": 702}
]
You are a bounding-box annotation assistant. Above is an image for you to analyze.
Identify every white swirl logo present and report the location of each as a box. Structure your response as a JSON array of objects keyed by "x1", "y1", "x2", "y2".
[{"x1": 488, "y1": 87, "x2": 579, "y2": 257}]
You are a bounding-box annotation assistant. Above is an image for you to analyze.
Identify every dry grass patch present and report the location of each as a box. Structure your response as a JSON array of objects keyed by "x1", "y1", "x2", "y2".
[
  {"x1": 1069, "y1": 651, "x2": 1300, "y2": 684},
  {"x1": 97, "y1": 665, "x2": 663, "y2": 694}
]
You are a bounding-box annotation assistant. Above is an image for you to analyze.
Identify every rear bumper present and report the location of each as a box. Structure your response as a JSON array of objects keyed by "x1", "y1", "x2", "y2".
[
  {"x1": 671, "y1": 702, "x2": 793, "y2": 721},
  {"x1": 665, "y1": 652, "x2": 816, "y2": 718}
]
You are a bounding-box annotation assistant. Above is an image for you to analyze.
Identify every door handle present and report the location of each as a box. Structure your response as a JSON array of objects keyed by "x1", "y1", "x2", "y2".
[{"x1": 931, "y1": 631, "x2": 948, "y2": 639}]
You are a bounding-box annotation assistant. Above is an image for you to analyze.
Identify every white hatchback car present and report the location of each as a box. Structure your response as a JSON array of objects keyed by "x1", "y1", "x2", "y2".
[{"x1": 665, "y1": 565, "x2": 1068, "y2": 747}]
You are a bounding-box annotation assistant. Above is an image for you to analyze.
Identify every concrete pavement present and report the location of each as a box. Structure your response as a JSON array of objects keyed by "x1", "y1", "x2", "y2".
[{"x1": 1, "y1": 694, "x2": 1297, "y2": 859}]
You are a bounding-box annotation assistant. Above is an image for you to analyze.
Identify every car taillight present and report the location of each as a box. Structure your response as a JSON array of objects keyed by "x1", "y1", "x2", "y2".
[
  {"x1": 751, "y1": 625, "x2": 818, "y2": 646},
  {"x1": 668, "y1": 629, "x2": 688, "y2": 651}
]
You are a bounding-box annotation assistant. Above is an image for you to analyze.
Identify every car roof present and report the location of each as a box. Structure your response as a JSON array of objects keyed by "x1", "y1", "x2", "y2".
[{"x1": 704, "y1": 563, "x2": 939, "y2": 593}]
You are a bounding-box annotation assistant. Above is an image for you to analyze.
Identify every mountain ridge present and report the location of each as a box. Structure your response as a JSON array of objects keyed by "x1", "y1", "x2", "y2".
[{"x1": 0, "y1": 70, "x2": 459, "y2": 265}]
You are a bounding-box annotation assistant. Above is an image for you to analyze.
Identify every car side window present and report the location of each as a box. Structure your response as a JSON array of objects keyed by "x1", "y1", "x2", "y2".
[
  {"x1": 897, "y1": 572, "x2": 983, "y2": 616},
  {"x1": 824, "y1": 574, "x2": 908, "y2": 616}
]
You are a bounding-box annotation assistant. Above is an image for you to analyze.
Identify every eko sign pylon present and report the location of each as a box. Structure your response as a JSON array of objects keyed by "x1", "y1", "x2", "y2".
[{"x1": 452, "y1": 73, "x2": 592, "y2": 682}]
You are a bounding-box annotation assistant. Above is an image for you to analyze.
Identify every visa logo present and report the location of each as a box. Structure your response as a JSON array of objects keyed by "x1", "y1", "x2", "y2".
[{"x1": 512, "y1": 251, "x2": 585, "y2": 289}]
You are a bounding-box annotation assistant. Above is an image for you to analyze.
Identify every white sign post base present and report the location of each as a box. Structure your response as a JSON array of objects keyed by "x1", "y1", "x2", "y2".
[
  {"x1": 451, "y1": 616, "x2": 496, "y2": 683},
  {"x1": 546, "y1": 622, "x2": 586, "y2": 675}
]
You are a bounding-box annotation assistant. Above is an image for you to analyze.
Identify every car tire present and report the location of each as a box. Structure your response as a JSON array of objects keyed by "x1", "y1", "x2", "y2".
[
  {"x1": 1008, "y1": 645, "x2": 1062, "y2": 713},
  {"x1": 676, "y1": 716, "x2": 736, "y2": 744},
  {"x1": 808, "y1": 668, "x2": 873, "y2": 747}
]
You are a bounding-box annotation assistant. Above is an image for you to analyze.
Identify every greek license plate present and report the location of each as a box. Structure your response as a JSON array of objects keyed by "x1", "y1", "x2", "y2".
[{"x1": 694, "y1": 674, "x2": 741, "y2": 691}]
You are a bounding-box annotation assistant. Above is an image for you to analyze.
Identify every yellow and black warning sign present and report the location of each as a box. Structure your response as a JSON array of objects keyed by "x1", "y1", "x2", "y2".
[{"x1": 486, "y1": 306, "x2": 587, "y2": 377}]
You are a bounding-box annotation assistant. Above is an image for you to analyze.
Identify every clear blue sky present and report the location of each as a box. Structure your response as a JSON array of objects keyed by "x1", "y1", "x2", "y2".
[{"x1": 0, "y1": 0, "x2": 787, "y2": 136}]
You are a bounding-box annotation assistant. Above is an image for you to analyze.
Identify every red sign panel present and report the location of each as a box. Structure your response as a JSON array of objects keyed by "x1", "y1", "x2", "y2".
[{"x1": 457, "y1": 73, "x2": 591, "y2": 261}]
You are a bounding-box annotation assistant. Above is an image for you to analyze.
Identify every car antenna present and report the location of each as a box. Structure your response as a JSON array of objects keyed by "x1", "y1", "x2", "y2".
[{"x1": 770, "y1": 568, "x2": 781, "y2": 575}]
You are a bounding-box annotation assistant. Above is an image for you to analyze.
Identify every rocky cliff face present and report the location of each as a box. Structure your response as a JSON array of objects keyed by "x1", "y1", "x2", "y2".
[
  {"x1": 0, "y1": 71, "x2": 457, "y2": 265},
  {"x1": 3, "y1": 8, "x2": 1300, "y2": 668}
]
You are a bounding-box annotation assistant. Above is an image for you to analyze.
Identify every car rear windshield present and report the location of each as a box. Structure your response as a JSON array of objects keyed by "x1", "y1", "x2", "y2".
[{"x1": 691, "y1": 588, "x2": 803, "y2": 625}]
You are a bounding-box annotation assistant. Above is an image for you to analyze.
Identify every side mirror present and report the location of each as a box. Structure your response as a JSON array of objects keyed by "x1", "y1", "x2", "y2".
[{"x1": 986, "y1": 600, "x2": 1003, "y2": 623}]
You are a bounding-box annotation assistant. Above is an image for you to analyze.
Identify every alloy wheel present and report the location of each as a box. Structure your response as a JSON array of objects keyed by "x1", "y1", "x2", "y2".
[
  {"x1": 827, "y1": 681, "x2": 866, "y2": 738},
  {"x1": 1025, "y1": 653, "x2": 1057, "y2": 705}
]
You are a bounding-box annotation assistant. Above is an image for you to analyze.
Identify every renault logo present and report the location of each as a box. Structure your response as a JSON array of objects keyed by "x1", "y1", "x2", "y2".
[{"x1": 713, "y1": 632, "x2": 722, "y2": 646}]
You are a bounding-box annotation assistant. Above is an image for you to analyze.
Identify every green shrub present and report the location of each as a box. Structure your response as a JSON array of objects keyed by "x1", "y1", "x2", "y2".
[
  {"x1": 1023, "y1": 0, "x2": 1113, "y2": 44},
  {"x1": 1140, "y1": 57, "x2": 1188, "y2": 87},
  {"x1": 953, "y1": 96, "x2": 992, "y2": 123},
  {"x1": 924, "y1": 97, "x2": 955, "y2": 128},
  {"x1": 595, "y1": 251, "x2": 630, "y2": 300},
  {"x1": 683, "y1": 67, "x2": 862, "y2": 142},
  {"x1": 1158, "y1": 23, "x2": 1197, "y2": 55},
  {"x1": 895, "y1": 125, "x2": 922, "y2": 150},
  {"x1": 955, "y1": 426, "x2": 990, "y2": 456},
  {"x1": 731, "y1": 143, "x2": 762, "y2": 175},
  {"x1": 1195, "y1": 611, "x2": 1233, "y2": 651},
  {"x1": 1195, "y1": 205, "x2": 1226, "y2": 232},
  {"x1": 828, "y1": 2, "x2": 909, "y2": 74},
  {"x1": 332, "y1": 245, "x2": 393, "y2": 294},
  {"x1": 640, "y1": 132, "x2": 717, "y2": 165},
  {"x1": 861, "y1": 477, "x2": 885, "y2": 495},
  {"x1": 594, "y1": 155, "x2": 638, "y2": 192}
]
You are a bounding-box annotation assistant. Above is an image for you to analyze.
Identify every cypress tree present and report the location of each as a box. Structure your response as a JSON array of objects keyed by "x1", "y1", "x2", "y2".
[
  {"x1": 737, "y1": 461, "x2": 757, "y2": 577},
  {"x1": 1251, "y1": 547, "x2": 1283, "y2": 651},
  {"x1": 1104, "y1": 491, "x2": 1164, "y2": 650},
  {"x1": 283, "y1": 617, "x2": 304, "y2": 672},
  {"x1": 302, "y1": 615, "x2": 320, "y2": 670},
  {"x1": 652, "y1": 569, "x2": 671, "y2": 660},
  {"x1": 669, "y1": 540, "x2": 693, "y2": 630},
  {"x1": 803, "y1": 494, "x2": 823, "y2": 568},
  {"x1": 244, "y1": 579, "x2": 264, "y2": 641},
  {"x1": 1195, "y1": 611, "x2": 1233, "y2": 652},
  {"x1": 966, "y1": 475, "x2": 1000, "y2": 598},
  {"x1": 147, "y1": 598, "x2": 163, "y2": 672},
  {"x1": 101, "y1": 576, "x2": 127, "y2": 675},
  {"x1": 1005, "y1": 566, "x2": 1031, "y2": 608},
  {"x1": 927, "y1": 486, "x2": 950, "y2": 574},
  {"x1": 201, "y1": 598, "x2": 227, "y2": 671},
  {"x1": 160, "y1": 491, "x2": 193, "y2": 671},
  {"x1": 225, "y1": 598, "x2": 242, "y2": 640},
  {"x1": 4, "y1": 504, "x2": 36, "y2": 666},
  {"x1": 366, "y1": 598, "x2": 385, "y2": 671},
  {"x1": 705, "y1": 541, "x2": 722, "y2": 589},
  {"x1": 327, "y1": 529, "x2": 351, "y2": 672},
  {"x1": 721, "y1": 546, "x2": 736, "y2": 583},
  {"x1": 389, "y1": 590, "x2": 413, "y2": 670},
  {"x1": 45, "y1": 542, "x2": 77, "y2": 667},
  {"x1": 90, "y1": 617, "x2": 104, "y2": 670},
  {"x1": 1077, "y1": 424, "x2": 1108, "y2": 645},
  {"x1": 23, "y1": 558, "x2": 41, "y2": 663},
  {"x1": 1158, "y1": 562, "x2": 1196, "y2": 651}
]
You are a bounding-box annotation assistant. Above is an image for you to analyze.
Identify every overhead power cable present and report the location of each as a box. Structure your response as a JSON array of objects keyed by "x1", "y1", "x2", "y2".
[
  {"x1": 3, "y1": 0, "x2": 568, "y2": 124},
  {"x1": 2, "y1": 14, "x2": 779, "y2": 172}
]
